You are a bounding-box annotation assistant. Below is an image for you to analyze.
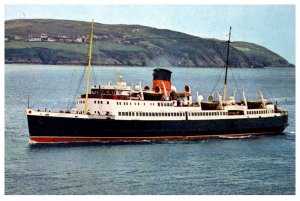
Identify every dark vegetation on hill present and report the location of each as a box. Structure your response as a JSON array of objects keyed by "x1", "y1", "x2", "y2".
[{"x1": 5, "y1": 19, "x2": 294, "y2": 67}]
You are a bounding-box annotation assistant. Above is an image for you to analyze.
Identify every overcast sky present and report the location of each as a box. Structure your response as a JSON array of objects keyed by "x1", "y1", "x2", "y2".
[{"x1": 5, "y1": 4, "x2": 295, "y2": 64}]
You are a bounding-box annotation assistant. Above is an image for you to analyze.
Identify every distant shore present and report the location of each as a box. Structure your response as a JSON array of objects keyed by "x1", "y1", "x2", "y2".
[{"x1": 5, "y1": 19, "x2": 295, "y2": 68}]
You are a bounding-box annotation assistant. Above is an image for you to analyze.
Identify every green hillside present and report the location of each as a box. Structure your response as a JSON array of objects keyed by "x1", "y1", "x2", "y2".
[{"x1": 5, "y1": 19, "x2": 294, "y2": 67}]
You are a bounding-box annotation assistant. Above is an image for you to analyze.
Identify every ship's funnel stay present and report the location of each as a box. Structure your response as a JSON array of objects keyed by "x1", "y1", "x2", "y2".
[{"x1": 152, "y1": 68, "x2": 172, "y2": 96}]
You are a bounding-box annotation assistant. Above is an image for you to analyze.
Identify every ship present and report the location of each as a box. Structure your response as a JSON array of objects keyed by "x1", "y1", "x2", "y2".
[{"x1": 26, "y1": 21, "x2": 288, "y2": 144}]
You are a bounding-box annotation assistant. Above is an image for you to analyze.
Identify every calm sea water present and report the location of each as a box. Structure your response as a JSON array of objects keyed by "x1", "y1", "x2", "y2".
[{"x1": 5, "y1": 64, "x2": 295, "y2": 195}]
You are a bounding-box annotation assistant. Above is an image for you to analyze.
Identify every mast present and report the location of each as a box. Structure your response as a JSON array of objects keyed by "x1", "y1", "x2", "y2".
[
  {"x1": 84, "y1": 19, "x2": 94, "y2": 114},
  {"x1": 223, "y1": 26, "x2": 232, "y2": 103}
]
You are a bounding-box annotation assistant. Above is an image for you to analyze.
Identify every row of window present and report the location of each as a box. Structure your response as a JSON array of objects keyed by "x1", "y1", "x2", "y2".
[
  {"x1": 115, "y1": 101, "x2": 173, "y2": 107},
  {"x1": 190, "y1": 112, "x2": 228, "y2": 116},
  {"x1": 77, "y1": 100, "x2": 110, "y2": 105},
  {"x1": 117, "y1": 102, "x2": 145, "y2": 106},
  {"x1": 77, "y1": 100, "x2": 173, "y2": 107},
  {"x1": 158, "y1": 102, "x2": 173, "y2": 107},
  {"x1": 247, "y1": 110, "x2": 274, "y2": 115},
  {"x1": 119, "y1": 111, "x2": 184, "y2": 117},
  {"x1": 77, "y1": 110, "x2": 274, "y2": 116},
  {"x1": 118, "y1": 111, "x2": 229, "y2": 117},
  {"x1": 94, "y1": 100, "x2": 103, "y2": 104},
  {"x1": 94, "y1": 100, "x2": 109, "y2": 104}
]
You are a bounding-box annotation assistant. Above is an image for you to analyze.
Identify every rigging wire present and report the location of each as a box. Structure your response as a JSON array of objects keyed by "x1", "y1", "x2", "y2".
[
  {"x1": 265, "y1": 87, "x2": 276, "y2": 102},
  {"x1": 211, "y1": 38, "x2": 231, "y2": 98},
  {"x1": 210, "y1": 67, "x2": 225, "y2": 96},
  {"x1": 67, "y1": 35, "x2": 104, "y2": 110},
  {"x1": 66, "y1": 42, "x2": 88, "y2": 110},
  {"x1": 91, "y1": 63, "x2": 97, "y2": 84},
  {"x1": 67, "y1": 34, "x2": 103, "y2": 110},
  {"x1": 66, "y1": 43, "x2": 84, "y2": 108},
  {"x1": 228, "y1": 66, "x2": 243, "y2": 99},
  {"x1": 68, "y1": 66, "x2": 87, "y2": 110}
]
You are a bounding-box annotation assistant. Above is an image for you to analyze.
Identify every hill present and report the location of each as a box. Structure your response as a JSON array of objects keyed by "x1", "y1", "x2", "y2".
[{"x1": 5, "y1": 19, "x2": 294, "y2": 67}]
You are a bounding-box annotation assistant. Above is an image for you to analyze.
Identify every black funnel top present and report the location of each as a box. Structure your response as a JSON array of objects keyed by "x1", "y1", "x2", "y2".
[{"x1": 153, "y1": 68, "x2": 172, "y2": 81}]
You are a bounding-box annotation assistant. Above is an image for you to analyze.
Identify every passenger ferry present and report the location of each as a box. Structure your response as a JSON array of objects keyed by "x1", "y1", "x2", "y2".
[{"x1": 26, "y1": 22, "x2": 288, "y2": 143}]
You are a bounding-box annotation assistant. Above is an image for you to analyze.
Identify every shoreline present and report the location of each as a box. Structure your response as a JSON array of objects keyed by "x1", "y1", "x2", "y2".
[{"x1": 4, "y1": 63, "x2": 295, "y2": 68}]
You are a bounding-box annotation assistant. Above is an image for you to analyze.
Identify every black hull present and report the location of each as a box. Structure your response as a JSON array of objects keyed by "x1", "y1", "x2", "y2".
[{"x1": 27, "y1": 114, "x2": 289, "y2": 143}]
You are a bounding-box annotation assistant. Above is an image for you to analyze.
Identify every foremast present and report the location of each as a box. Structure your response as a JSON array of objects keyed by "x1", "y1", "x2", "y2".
[
  {"x1": 84, "y1": 19, "x2": 94, "y2": 114},
  {"x1": 223, "y1": 26, "x2": 232, "y2": 103}
]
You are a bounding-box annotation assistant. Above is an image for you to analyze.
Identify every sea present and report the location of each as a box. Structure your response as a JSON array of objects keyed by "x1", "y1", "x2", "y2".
[{"x1": 5, "y1": 64, "x2": 295, "y2": 195}]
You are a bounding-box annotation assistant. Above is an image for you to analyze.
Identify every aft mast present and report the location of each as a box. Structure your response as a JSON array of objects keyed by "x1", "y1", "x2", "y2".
[
  {"x1": 84, "y1": 19, "x2": 94, "y2": 114},
  {"x1": 223, "y1": 26, "x2": 232, "y2": 103}
]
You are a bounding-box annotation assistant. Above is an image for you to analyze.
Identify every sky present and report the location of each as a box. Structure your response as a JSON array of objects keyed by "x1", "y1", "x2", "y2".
[{"x1": 4, "y1": 4, "x2": 296, "y2": 64}]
